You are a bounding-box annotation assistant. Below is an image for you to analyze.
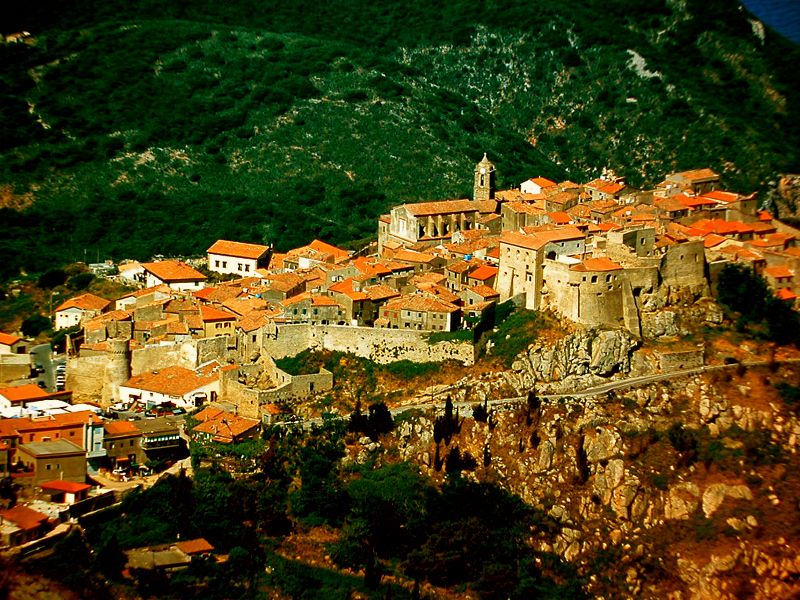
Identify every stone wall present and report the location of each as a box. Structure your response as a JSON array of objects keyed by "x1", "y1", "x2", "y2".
[
  {"x1": 655, "y1": 346, "x2": 705, "y2": 372},
  {"x1": 660, "y1": 241, "x2": 706, "y2": 288},
  {"x1": 260, "y1": 324, "x2": 475, "y2": 365},
  {"x1": 0, "y1": 354, "x2": 30, "y2": 383},
  {"x1": 131, "y1": 337, "x2": 228, "y2": 375},
  {"x1": 67, "y1": 354, "x2": 109, "y2": 406}
]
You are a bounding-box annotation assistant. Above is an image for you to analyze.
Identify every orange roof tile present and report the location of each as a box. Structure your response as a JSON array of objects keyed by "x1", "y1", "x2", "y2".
[
  {"x1": 765, "y1": 266, "x2": 793, "y2": 279},
  {"x1": 383, "y1": 294, "x2": 459, "y2": 314},
  {"x1": 176, "y1": 538, "x2": 215, "y2": 555},
  {"x1": 467, "y1": 284, "x2": 500, "y2": 299},
  {"x1": 207, "y1": 239, "x2": 269, "y2": 260},
  {"x1": 0, "y1": 384, "x2": 52, "y2": 404},
  {"x1": 776, "y1": 288, "x2": 798, "y2": 301},
  {"x1": 403, "y1": 199, "x2": 477, "y2": 217},
  {"x1": 104, "y1": 420, "x2": 142, "y2": 436},
  {"x1": 0, "y1": 505, "x2": 49, "y2": 530},
  {"x1": 571, "y1": 257, "x2": 623, "y2": 272},
  {"x1": 548, "y1": 211, "x2": 572, "y2": 225},
  {"x1": 40, "y1": 480, "x2": 91, "y2": 493},
  {"x1": 55, "y1": 293, "x2": 110, "y2": 313},
  {"x1": 468, "y1": 265, "x2": 498, "y2": 281},
  {"x1": 199, "y1": 305, "x2": 237, "y2": 322},
  {"x1": 307, "y1": 239, "x2": 350, "y2": 260},
  {"x1": 123, "y1": 366, "x2": 218, "y2": 396},
  {"x1": 700, "y1": 190, "x2": 739, "y2": 204},
  {"x1": 526, "y1": 176, "x2": 558, "y2": 189},
  {"x1": 0, "y1": 332, "x2": 22, "y2": 346},
  {"x1": 142, "y1": 261, "x2": 206, "y2": 283}
]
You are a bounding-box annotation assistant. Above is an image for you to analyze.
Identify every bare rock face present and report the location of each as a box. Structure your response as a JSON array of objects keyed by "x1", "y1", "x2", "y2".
[
  {"x1": 513, "y1": 327, "x2": 639, "y2": 384},
  {"x1": 702, "y1": 483, "x2": 753, "y2": 518},
  {"x1": 640, "y1": 298, "x2": 722, "y2": 339},
  {"x1": 664, "y1": 482, "x2": 701, "y2": 520}
]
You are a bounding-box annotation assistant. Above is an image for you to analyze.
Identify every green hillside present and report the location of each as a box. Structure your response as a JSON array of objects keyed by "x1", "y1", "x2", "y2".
[{"x1": 1, "y1": 0, "x2": 799, "y2": 278}]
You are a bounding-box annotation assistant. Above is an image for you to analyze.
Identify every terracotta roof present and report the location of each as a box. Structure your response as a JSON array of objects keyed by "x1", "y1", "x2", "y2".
[
  {"x1": 393, "y1": 249, "x2": 438, "y2": 264},
  {"x1": 467, "y1": 284, "x2": 500, "y2": 299},
  {"x1": 237, "y1": 310, "x2": 275, "y2": 332},
  {"x1": 383, "y1": 294, "x2": 459, "y2": 314},
  {"x1": 142, "y1": 261, "x2": 206, "y2": 283},
  {"x1": 176, "y1": 538, "x2": 215, "y2": 555},
  {"x1": 502, "y1": 226, "x2": 585, "y2": 250},
  {"x1": 403, "y1": 199, "x2": 477, "y2": 217},
  {"x1": 676, "y1": 194, "x2": 718, "y2": 209},
  {"x1": 0, "y1": 505, "x2": 49, "y2": 530},
  {"x1": 765, "y1": 266, "x2": 794, "y2": 279},
  {"x1": 364, "y1": 285, "x2": 400, "y2": 302},
  {"x1": 0, "y1": 332, "x2": 22, "y2": 346},
  {"x1": 546, "y1": 191, "x2": 579, "y2": 206},
  {"x1": 700, "y1": 190, "x2": 740, "y2": 204},
  {"x1": 548, "y1": 211, "x2": 572, "y2": 225},
  {"x1": 525, "y1": 176, "x2": 558, "y2": 189},
  {"x1": 329, "y1": 279, "x2": 368, "y2": 301},
  {"x1": 192, "y1": 408, "x2": 259, "y2": 443},
  {"x1": 55, "y1": 293, "x2": 110, "y2": 313},
  {"x1": 570, "y1": 257, "x2": 623, "y2": 272},
  {"x1": 104, "y1": 420, "x2": 141, "y2": 436},
  {"x1": 703, "y1": 234, "x2": 729, "y2": 248},
  {"x1": 0, "y1": 384, "x2": 52, "y2": 404},
  {"x1": 123, "y1": 366, "x2": 218, "y2": 397},
  {"x1": 200, "y1": 305, "x2": 237, "y2": 322},
  {"x1": 307, "y1": 239, "x2": 350, "y2": 260},
  {"x1": 776, "y1": 288, "x2": 798, "y2": 301},
  {"x1": 40, "y1": 480, "x2": 91, "y2": 493},
  {"x1": 468, "y1": 265, "x2": 498, "y2": 281},
  {"x1": 14, "y1": 410, "x2": 101, "y2": 433},
  {"x1": 668, "y1": 168, "x2": 719, "y2": 182},
  {"x1": 758, "y1": 211, "x2": 773, "y2": 222},
  {"x1": 207, "y1": 239, "x2": 269, "y2": 260}
]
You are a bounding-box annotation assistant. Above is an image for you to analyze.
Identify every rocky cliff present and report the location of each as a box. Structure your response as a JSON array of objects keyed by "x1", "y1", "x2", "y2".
[{"x1": 385, "y1": 362, "x2": 800, "y2": 598}]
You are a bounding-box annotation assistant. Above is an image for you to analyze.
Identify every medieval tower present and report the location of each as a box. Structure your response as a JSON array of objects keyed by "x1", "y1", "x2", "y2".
[{"x1": 473, "y1": 153, "x2": 496, "y2": 201}]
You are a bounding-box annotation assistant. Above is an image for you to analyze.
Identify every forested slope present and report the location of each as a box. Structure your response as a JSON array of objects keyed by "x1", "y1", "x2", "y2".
[{"x1": 1, "y1": 0, "x2": 798, "y2": 277}]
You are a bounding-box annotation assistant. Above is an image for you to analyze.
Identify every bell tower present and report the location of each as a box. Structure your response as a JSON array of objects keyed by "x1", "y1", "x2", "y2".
[{"x1": 473, "y1": 153, "x2": 496, "y2": 201}]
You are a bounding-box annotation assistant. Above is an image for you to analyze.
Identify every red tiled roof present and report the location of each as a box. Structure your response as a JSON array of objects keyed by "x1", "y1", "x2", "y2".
[
  {"x1": 104, "y1": 421, "x2": 141, "y2": 436},
  {"x1": 55, "y1": 293, "x2": 110, "y2": 313},
  {"x1": 307, "y1": 239, "x2": 350, "y2": 260},
  {"x1": 776, "y1": 288, "x2": 798, "y2": 301},
  {"x1": 142, "y1": 261, "x2": 207, "y2": 283},
  {"x1": 403, "y1": 199, "x2": 477, "y2": 217},
  {"x1": 383, "y1": 294, "x2": 459, "y2": 314},
  {"x1": 526, "y1": 176, "x2": 557, "y2": 189},
  {"x1": 765, "y1": 266, "x2": 793, "y2": 279},
  {"x1": 571, "y1": 257, "x2": 623, "y2": 272},
  {"x1": 123, "y1": 366, "x2": 218, "y2": 396},
  {"x1": 40, "y1": 480, "x2": 91, "y2": 493},
  {"x1": 207, "y1": 239, "x2": 269, "y2": 260},
  {"x1": 700, "y1": 190, "x2": 739, "y2": 204},
  {"x1": 467, "y1": 284, "x2": 500, "y2": 299},
  {"x1": 0, "y1": 332, "x2": 22, "y2": 346},
  {"x1": 0, "y1": 505, "x2": 49, "y2": 530},
  {"x1": 176, "y1": 538, "x2": 215, "y2": 555},
  {"x1": 200, "y1": 305, "x2": 237, "y2": 322},
  {"x1": 14, "y1": 411, "x2": 101, "y2": 433},
  {"x1": 468, "y1": 265, "x2": 498, "y2": 281},
  {"x1": 0, "y1": 384, "x2": 52, "y2": 404}
]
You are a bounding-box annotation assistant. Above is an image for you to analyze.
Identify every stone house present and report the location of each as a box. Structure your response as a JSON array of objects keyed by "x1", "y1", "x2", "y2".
[
  {"x1": 191, "y1": 407, "x2": 260, "y2": 444},
  {"x1": 281, "y1": 293, "x2": 347, "y2": 325},
  {"x1": 376, "y1": 294, "x2": 461, "y2": 331},
  {"x1": 16, "y1": 439, "x2": 87, "y2": 486},
  {"x1": 199, "y1": 305, "x2": 237, "y2": 339},
  {"x1": 0, "y1": 504, "x2": 51, "y2": 546},
  {"x1": 54, "y1": 293, "x2": 111, "y2": 330},
  {"x1": 103, "y1": 420, "x2": 145, "y2": 472},
  {"x1": 207, "y1": 239, "x2": 270, "y2": 277}
]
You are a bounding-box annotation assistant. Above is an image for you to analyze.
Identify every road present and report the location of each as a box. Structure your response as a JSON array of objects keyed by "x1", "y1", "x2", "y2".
[
  {"x1": 280, "y1": 358, "x2": 800, "y2": 428},
  {"x1": 29, "y1": 343, "x2": 55, "y2": 392}
]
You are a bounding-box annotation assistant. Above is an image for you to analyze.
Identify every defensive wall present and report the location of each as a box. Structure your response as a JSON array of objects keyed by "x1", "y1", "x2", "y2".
[
  {"x1": 0, "y1": 354, "x2": 31, "y2": 384},
  {"x1": 259, "y1": 323, "x2": 475, "y2": 366}
]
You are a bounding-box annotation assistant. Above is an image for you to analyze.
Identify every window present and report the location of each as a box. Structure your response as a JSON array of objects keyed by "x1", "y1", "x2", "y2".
[
  {"x1": 591, "y1": 275, "x2": 598, "y2": 283},
  {"x1": 46, "y1": 464, "x2": 51, "y2": 470},
  {"x1": 252, "y1": 334, "x2": 257, "y2": 342},
  {"x1": 130, "y1": 440, "x2": 134, "y2": 447},
  {"x1": 215, "y1": 260, "x2": 220, "y2": 267},
  {"x1": 70, "y1": 431, "x2": 75, "y2": 437},
  {"x1": 222, "y1": 261, "x2": 227, "y2": 268},
  {"x1": 245, "y1": 264, "x2": 250, "y2": 272}
]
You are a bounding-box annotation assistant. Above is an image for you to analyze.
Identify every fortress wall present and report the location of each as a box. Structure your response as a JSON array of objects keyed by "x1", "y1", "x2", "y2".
[
  {"x1": 660, "y1": 241, "x2": 706, "y2": 287},
  {"x1": 68, "y1": 355, "x2": 108, "y2": 405},
  {"x1": 316, "y1": 325, "x2": 475, "y2": 366}
]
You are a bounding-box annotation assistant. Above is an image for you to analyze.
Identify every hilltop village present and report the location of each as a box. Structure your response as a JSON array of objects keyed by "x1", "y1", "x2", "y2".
[{"x1": 0, "y1": 156, "x2": 799, "y2": 552}]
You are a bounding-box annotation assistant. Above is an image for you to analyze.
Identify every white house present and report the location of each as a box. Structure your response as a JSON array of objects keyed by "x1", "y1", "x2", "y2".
[
  {"x1": 54, "y1": 293, "x2": 111, "y2": 330},
  {"x1": 0, "y1": 332, "x2": 26, "y2": 354},
  {"x1": 118, "y1": 365, "x2": 221, "y2": 410},
  {"x1": 207, "y1": 240, "x2": 270, "y2": 277},
  {"x1": 520, "y1": 177, "x2": 558, "y2": 196},
  {"x1": 141, "y1": 261, "x2": 207, "y2": 292}
]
